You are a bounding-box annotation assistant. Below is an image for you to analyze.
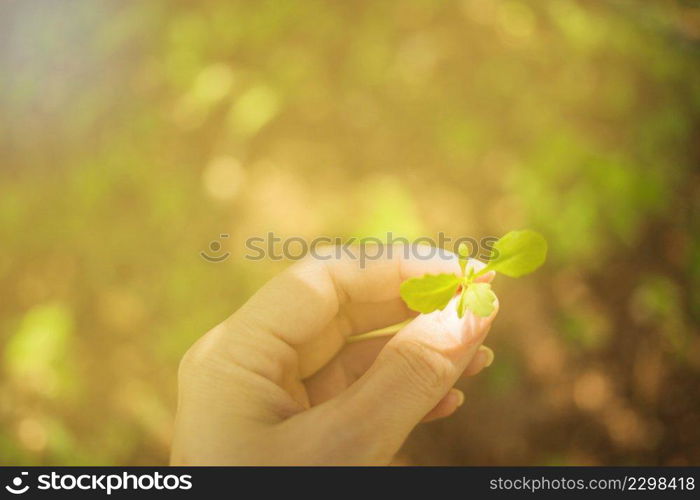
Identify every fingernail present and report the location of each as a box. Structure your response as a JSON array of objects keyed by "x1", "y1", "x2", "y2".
[
  {"x1": 478, "y1": 345, "x2": 495, "y2": 367},
  {"x1": 451, "y1": 389, "x2": 465, "y2": 407}
]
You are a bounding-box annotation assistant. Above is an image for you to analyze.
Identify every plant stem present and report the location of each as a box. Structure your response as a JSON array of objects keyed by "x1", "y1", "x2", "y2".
[
  {"x1": 346, "y1": 320, "x2": 410, "y2": 344},
  {"x1": 473, "y1": 265, "x2": 492, "y2": 278}
]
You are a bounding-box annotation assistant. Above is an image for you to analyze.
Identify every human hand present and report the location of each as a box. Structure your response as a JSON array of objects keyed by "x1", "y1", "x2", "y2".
[{"x1": 171, "y1": 246, "x2": 498, "y2": 465}]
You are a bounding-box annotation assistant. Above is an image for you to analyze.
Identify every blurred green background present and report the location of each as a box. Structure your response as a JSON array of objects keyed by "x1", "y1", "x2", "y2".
[{"x1": 1, "y1": 0, "x2": 699, "y2": 465}]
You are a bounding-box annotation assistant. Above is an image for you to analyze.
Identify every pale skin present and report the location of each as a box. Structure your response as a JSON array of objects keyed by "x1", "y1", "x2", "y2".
[{"x1": 171, "y1": 246, "x2": 498, "y2": 465}]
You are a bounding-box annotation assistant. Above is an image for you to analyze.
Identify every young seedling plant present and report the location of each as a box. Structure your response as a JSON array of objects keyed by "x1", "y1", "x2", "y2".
[
  {"x1": 347, "y1": 230, "x2": 547, "y2": 344},
  {"x1": 401, "y1": 229, "x2": 547, "y2": 319}
]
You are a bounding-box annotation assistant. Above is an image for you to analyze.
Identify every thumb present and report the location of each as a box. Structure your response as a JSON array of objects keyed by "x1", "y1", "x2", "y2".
[{"x1": 336, "y1": 297, "x2": 498, "y2": 459}]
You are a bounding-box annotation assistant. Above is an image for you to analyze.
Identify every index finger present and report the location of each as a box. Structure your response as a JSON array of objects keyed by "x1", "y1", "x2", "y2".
[{"x1": 230, "y1": 244, "x2": 488, "y2": 346}]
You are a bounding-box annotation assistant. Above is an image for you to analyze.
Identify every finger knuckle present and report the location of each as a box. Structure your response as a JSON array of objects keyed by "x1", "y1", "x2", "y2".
[
  {"x1": 177, "y1": 346, "x2": 198, "y2": 383},
  {"x1": 177, "y1": 337, "x2": 210, "y2": 383},
  {"x1": 390, "y1": 340, "x2": 453, "y2": 395}
]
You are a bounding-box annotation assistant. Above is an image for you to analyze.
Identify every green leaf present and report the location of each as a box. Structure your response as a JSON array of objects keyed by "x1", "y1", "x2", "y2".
[
  {"x1": 399, "y1": 273, "x2": 461, "y2": 314},
  {"x1": 479, "y1": 229, "x2": 547, "y2": 278},
  {"x1": 460, "y1": 282, "x2": 497, "y2": 317}
]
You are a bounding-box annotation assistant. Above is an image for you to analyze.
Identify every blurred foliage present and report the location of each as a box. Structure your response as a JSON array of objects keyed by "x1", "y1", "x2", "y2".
[{"x1": 1, "y1": 0, "x2": 700, "y2": 465}]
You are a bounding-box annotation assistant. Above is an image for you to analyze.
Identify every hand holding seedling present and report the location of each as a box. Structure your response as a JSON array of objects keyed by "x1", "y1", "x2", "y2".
[
  {"x1": 172, "y1": 244, "x2": 503, "y2": 465},
  {"x1": 346, "y1": 230, "x2": 547, "y2": 345}
]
